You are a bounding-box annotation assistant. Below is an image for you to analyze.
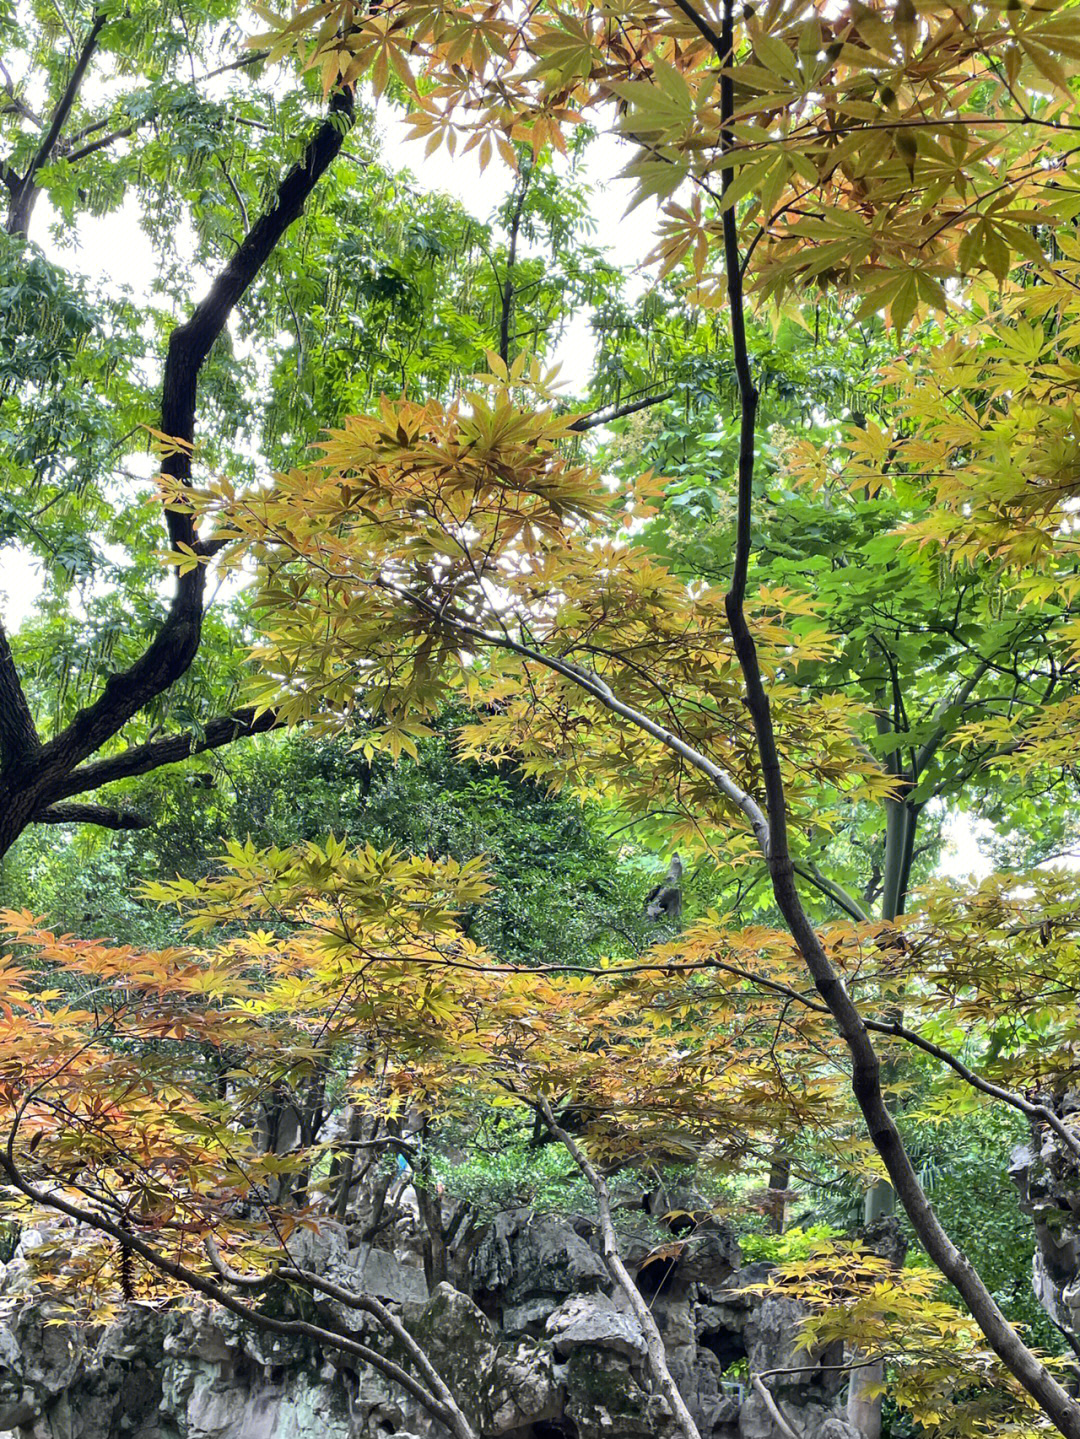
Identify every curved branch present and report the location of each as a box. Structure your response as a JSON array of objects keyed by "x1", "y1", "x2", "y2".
[
  {"x1": 792, "y1": 861, "x2": 870, "y2": 922},
  {"x1": 535, "y1": 1094, "x2": 703, "y2": 1439},
  {"x1": 750, "y1": 1375, "x2": 801, "y2": 1439},
  {"x1": 0, "y1": 93, "x2": 352, "y2": 857}
]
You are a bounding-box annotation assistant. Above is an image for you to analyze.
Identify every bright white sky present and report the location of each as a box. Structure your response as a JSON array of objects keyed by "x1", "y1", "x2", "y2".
[{"x1": 1, "y1": 77, "x2": 994, "y2": 879}]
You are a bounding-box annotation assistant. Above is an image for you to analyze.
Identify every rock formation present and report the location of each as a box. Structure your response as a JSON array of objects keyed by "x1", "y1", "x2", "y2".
[
  {"x1": 0, "y1": 1206, "x2": 861, "y2": 1439},
  {"x1": 1011, "y1": 1095, "x2": 1080, "y2": 1355}
]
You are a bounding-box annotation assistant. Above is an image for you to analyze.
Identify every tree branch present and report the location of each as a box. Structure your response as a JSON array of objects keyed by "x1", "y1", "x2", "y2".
[
  {"x1": 0, "y1": 95, "x2": 351, "y2": 857},
  {"x1": 0, "y1": 57, "x2": 43, "y2": 129},
  {"x1": 51, "y1": 706, "x2": 284, "y2": 802},
  {"x1": 373, "y1": 588, "x2": 771, "y2": 852},
  {"x1": 204, "y1": 1235, "x2": 476, "y2": 1439},
  {"x1": 750, "y1": 1375, "x2": 801, "y2": 1439},
  {"x1": 792, "y1": 860, "x2": 870, "y2": 922},
  {"x1": 61, "y1": 51, "x2": 270, "y2": 167},
  {"x1": 32, "y1": 802, "x2": 150, "y2": 831},
  {"x1": 569, "y1": 389, "x2": 675, "y2": 433},
  {"x1": 694, "y1": 949, "x2": 1080, "y2": 1164},
  {"x1": 0, "y1": 1148, "x2": 461, "y2": 1437},
  {"x1": 498, "y1": 166, "x2": 530, "y2": 365},
  {"x1": 6, "y1": 8, "x2": 108, "y2": 237},
  {"x1": 0, "y1": 617, "x2": 40, "y2": 766},
  {"x1": 535, "y1": 1094, "x2": 703, "y2": 1439},
  {"x1": 914, "y1": 655, "x2": 992, "y2": 777}
]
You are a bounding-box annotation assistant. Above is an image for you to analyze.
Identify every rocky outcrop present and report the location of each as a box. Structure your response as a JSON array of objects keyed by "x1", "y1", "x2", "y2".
[
  {"x1": 0, "y1": 1210, "x2": 860, "y2": 1439},
  {"x1": 1011, "y1": 1097, "x2": 1080, "y2": 1352}
]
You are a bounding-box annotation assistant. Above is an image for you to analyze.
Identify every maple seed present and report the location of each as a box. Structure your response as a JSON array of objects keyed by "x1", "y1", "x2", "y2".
[{"x1": 879, "y1": 84, "x2": 896, "y2": 105}]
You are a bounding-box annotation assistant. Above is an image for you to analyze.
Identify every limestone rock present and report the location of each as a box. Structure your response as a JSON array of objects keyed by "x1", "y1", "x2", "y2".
[
  {"x1": 740, "y1": 1393, "x2": 862, "y2": 1439},
  {"x1": 546, "y1": 1293, "x2": 648, "y2": 1361},
  {"x1": 564, "y1": 1347, "x2": 677, "y2": 1439},
  {"x1": 1011, "y1": 1104, "x2": 1080, "y2": 1348},
  {"x1": 409, "y1": 1283, "x2": 562, "y2": 1435},
  {"x1": 0, "y1": 1211, "x2": 860, "y2": 1439},
  {"x1": 471, "y1": 1208, "x2": 608, "y2": 1331}
]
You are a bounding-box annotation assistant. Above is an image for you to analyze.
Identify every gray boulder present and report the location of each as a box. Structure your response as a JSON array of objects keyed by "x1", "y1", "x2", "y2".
[
  {"x1": 1012, "y1": 1117, "x2": 1080, "y2": 1348},
  {"x1": 471, "y1": 1209, "x2": 608, "y2": 1330},
  {"x1": 546, "y1": 1293, "x2": 648, "y2": 1361},
  {"x1": 0, "y1": 1209, "x2": 863, "y2": 1439}
]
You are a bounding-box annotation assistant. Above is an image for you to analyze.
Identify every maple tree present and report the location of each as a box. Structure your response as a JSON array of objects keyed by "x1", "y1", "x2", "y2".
[
  {"x1": 4, "y1": 837, "x2": 1074, "y2": 1439},
  {"x1": 5, "y1": 0, "x2": 1080, "y2": 1434},
  {"x1": 191, "y1": 0, "x2": 1080, "y2": 1429}
]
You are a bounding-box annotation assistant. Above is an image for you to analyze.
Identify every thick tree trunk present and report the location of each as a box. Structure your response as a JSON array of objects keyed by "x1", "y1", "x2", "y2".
[{"x1": 0, "y1": 92, "x2": 352, "y2": 861}]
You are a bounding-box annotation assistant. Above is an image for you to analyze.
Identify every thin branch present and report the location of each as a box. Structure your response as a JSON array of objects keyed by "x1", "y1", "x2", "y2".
[
  {"x1": 62, "y1": 122, "x2": 137, "y2": 165},
  {"x1": 750, "y1": 1375, "x2": 801, "y2": 1439},
  {"x1": 204, "y1": 1236, "x2": 476, "y2": 1439},
  {"x1": 0, "y1": 1155, "x2": 451, "y2": 1423},
  {"x1": 914, "y1": 656, "x2": 992, "y2": 777},
  {"x1": 569, "y1": 389, "x2": 675, "y2": 432},
  {"x1": 792, "y1": 861, "x2": 870, "y2": 922},
  {"x1": 6, "y1": 8, "x2": 108, "y2": 237},
  {"x1": 0, "y1": 57, "x2": 43, "y2": 128},
  {"x1": 535, "y1": 1094, "x2": 703, "y2": 1439},
  {"x1": 0, "y1": 94, "x2": 353, "y2": 858},
  {"x1": 62, "y1": 51, "x2": 270, "y2": 164}
]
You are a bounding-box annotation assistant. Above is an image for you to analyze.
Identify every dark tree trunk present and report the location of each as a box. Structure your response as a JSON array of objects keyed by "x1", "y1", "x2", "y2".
[{"x1": 0, "y1": 91, "x2": 353, "y2": 860}]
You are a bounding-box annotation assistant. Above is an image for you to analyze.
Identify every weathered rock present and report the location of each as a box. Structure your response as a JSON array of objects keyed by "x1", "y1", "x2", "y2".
[
  {"x1": 345, "y1": 1244, "x2": 429, "y2": 1306},
  {"x1": 740, "y1": 1393, "x2": 862, "y2": 1439},
  {"x1": 746, "y1": 1296, "x2": 834, "y2": 1393},
  {"x1": 409, "y1": 1283, "x2": 562, "y2": 1435},
  {"x1": 471, "y1": 1208, "x2": 608, "y2": 1330},
  {"x1": 282, "y1": 1225, "x2": 428, "y2": 1311},
  {"x1": 1012, "y1": 1125, "x2": 1080, "y2": 1348},
  {"x1": 546, "y1": 1293, "x2": 648, "y2": 1361},
  {"x1": 0, "y1": 1212, "x2": 859, "y2": 1439},
  {"x1": 564, "y1": 1347, "x2": 677, "y2": 1439},
  {"x1": 672, "y1": 1229, "x2": 742, "y2": 1289}
]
